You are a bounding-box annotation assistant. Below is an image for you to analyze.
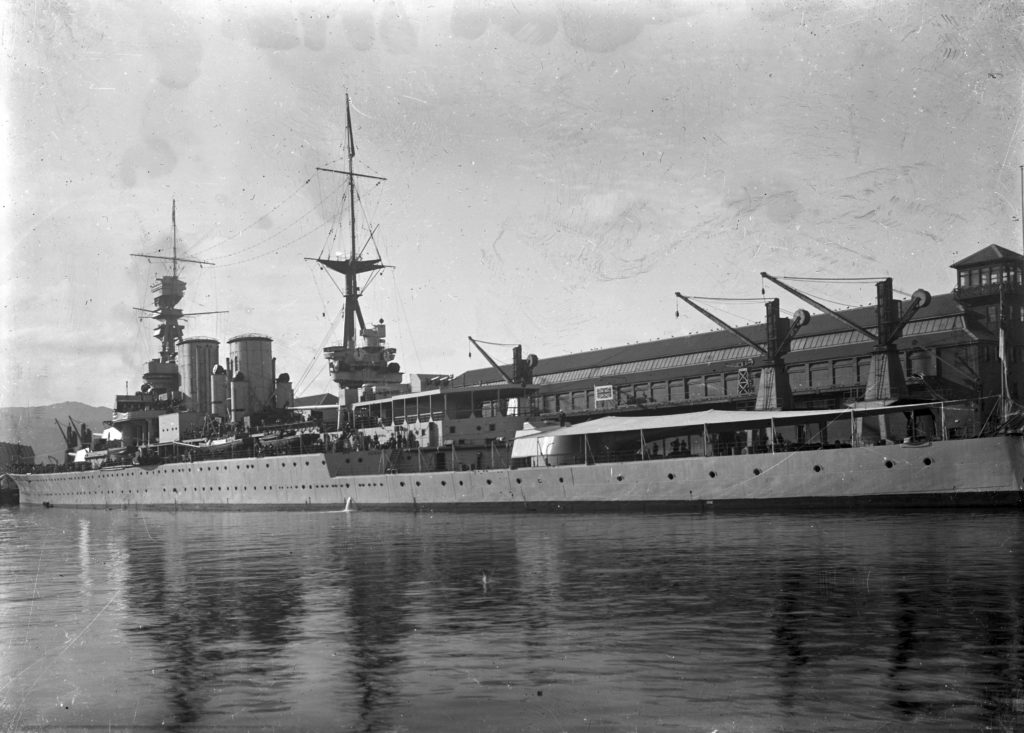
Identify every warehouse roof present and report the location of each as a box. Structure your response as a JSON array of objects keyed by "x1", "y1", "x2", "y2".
[{"x1": 451, "y1": 291, "x2": 975, "y2": 388}]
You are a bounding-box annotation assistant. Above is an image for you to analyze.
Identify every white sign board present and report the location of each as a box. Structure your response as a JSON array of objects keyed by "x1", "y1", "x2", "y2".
[{"x1": 594, "y1": 385, "x2": 615, "y2": 402}]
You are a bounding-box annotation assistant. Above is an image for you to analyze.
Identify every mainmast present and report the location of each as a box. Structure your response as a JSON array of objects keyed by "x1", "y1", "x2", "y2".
[
  {"x1": 310, "y1": 95, "x2": 401, "y2": 393},
  {"x1": 343, "y1": 96, "x2": 364, "y2": 352}
]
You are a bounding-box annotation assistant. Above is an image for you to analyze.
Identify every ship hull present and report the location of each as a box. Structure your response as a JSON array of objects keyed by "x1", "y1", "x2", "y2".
[
  {"x1": 13, "y1": 453, "x2": 337, "y2": 509},
  {"x1": 8, "y1": 434, "x2": 1024, "y2": 511}
]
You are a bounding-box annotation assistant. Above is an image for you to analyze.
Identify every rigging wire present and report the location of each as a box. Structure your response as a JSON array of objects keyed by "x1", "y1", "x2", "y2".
[
  {"x1": 314, "y1": 168, "x2": 332, "y2": 260},
  {"x1": 785, "y1": 291, "x2": 860, "y2": 311},
  {"x1": 675, "y1": 293, "x2": 769, "y2": 328},
  {"x1": 293, "y1": 260, "x2": 346, "y2": 395},
  {"x1": 216, "y1": 184, "x2": 343, "y2": 265},
  {"x1": 770, "y1": 273, "x2": 916, "y2": 301},
  {"x1": 679, "y1": 296, "x2": 765, "y2": 302},
  {"x1": 294, "y1": 358, "x2": 329, "y2": 399},
  {"x1": 187, "y1": 176, "x2": 315, "y2": 260},
  {"x1": 773, "y1": 275, "x2": 885, "y2": 283},
  {"x1": 388, "y1": 267, "x2": 424, "y2": 375},
  {"x1": 317, "y1": 173, "x2": 349, "y2": 260},
  {"x1": 469, "y1": 337, "x2": 521, "y2": 348},
  {"x1": 217, "y1": 217, "x2": 334, "y2": 269},
  {"x1": 294, "y1": 307, "x2": 346, "y2": 395},
  {"x1": 761, "y1": 276, "x2": 862, "y2": 311},
  {"x1": 202, "y1": 168, "x2": 348, "y2": 268},
  {"x1": 310, "y1": 259, "x2": 332, "y2": 315}
]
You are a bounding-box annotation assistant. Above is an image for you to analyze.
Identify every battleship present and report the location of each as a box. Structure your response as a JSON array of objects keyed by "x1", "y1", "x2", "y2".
[{"x1": 8, "y1": 98, "x2": 1024, "y2": 510}]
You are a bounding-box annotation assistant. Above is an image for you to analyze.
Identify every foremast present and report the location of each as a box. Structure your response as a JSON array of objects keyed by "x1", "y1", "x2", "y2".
[
  {"x1": 113, "y1": 203, "x2": 216, "y2": 448},
  {"x1": 313, "y1": 95, "x2": 402, "y2": 391},
  {"x1": 130, "y1": 201, "x2": 215, "y2": 396}
]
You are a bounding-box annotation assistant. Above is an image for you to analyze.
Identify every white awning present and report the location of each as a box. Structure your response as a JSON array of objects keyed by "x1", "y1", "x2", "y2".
[
  {"x1": 536, "y1": 403, "x2": 944, "y2": 439},
  {"x1": 510, "y1": 422, "x2": 564, "y2": 459}
]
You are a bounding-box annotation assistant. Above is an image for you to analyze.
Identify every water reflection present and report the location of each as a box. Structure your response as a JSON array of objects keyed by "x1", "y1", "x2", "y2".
[
  {"x1": 888, "y1": 586, "x2": 920, "y2": 717},
  {"x1": 5, "y1": 508, "x2": 1024, "y2": 731},
  {"x1": 123, "y1": 517, "x2": 307, "y2": 727},
  {"x1": 341, "y1": 532, "x2": 420, "y2": 731},
  {"x1": 773, "y1": 570, "x2": 809, "y2": 712}
]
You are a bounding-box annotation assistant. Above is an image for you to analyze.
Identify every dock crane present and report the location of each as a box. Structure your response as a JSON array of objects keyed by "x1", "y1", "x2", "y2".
[
  {"x1": 759, "y1": 274, "x2": 931, "y2": 403},
  {"x1": 674, "y1": 295, "x2": 810, "y2": 410},
  {"x1": 467, "y1": 338, "x2": 539, "y2": 386},
  {"x1": 54, "y1": 416, "x2": 92, "y2": 463}
]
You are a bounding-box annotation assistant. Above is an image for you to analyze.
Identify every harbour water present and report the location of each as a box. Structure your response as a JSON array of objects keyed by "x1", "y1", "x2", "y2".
[{"x1": 1, "y1": 505, "x2": 1023, "y2": 732}]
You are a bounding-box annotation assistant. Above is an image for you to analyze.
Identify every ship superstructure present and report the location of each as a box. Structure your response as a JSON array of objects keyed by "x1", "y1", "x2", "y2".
[
  {"x1": 111, "y1": 203, "x2": 300, "y2": 455},
  {"x1": 111, "y1": 202, "x2": 215, "y2": 447}
]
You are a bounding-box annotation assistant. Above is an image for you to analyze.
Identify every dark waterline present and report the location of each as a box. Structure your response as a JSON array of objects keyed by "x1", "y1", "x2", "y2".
[{"x1": 2, "y1": 505, "x2": 1023, "y2": 732}]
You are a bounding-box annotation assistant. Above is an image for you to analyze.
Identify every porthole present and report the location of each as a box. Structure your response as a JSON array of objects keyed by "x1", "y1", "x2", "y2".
[
  {"x1": 441, "y1": 480, "x2": 447, "y2": 486},
  {"x1": 558, "y1": 477, "x2": 564, "y2": 483},
  {"x1": 616, "y1": 475, "x2": 623, "y2": 482},
  {"x1": 753, "y1": 468, "x2": 761, "y2": 476},
  {"x1": 923, "y1": 457, "x2": 932, "y2": 466},
  {"x1": 813, "y1": 465, "x2": 822, "y2": 473},
  {"x1": 516, "y1": 478, "x2": 522, "y2": 484},
  {"x1": 486, "y1": 479, "x2": 492, "y2": 485},
  {"x1": 667, "y1": 473, "x2": 675, "y2": 480},
  {"x1": 709, "y1": 471, "x2": 717, "y2": 478},
  {"x1": 884, "y1": 460, "x2": 894, "y2": 469}
]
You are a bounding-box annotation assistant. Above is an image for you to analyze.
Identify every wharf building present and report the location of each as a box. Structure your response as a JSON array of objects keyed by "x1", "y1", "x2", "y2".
[{"x1": 447, "y1": 244, "x2": 1024, "y2": 422}]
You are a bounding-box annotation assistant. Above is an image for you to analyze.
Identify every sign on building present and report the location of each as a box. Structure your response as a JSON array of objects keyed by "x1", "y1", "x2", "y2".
[{"x1": 594, "y1": 385, "x2": 615, "y2": 403}]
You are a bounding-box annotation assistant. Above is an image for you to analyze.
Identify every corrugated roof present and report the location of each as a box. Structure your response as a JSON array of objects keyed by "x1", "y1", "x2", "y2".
[{"x1": 455, "y1": 291, "x2": 973, "y2": 387}]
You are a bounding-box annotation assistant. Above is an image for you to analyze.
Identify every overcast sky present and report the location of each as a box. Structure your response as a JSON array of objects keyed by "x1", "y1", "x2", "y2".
[{"x1": 2, "y1": 0, "x2": 1022, "y2": 408}]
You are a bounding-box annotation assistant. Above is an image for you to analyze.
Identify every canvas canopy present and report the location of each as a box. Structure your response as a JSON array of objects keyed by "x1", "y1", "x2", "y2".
[
  {"x1": 510, "y1": 422, "x2": 563, "y2": 459},
  {"x1": 527, "y1": 402, "x2": 946, "y2": 440}
]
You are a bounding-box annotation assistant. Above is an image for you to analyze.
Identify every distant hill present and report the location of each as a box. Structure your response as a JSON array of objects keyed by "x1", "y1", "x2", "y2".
[{"x1": 0, "y1": 402, "x2": 112, "y2": 465}]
